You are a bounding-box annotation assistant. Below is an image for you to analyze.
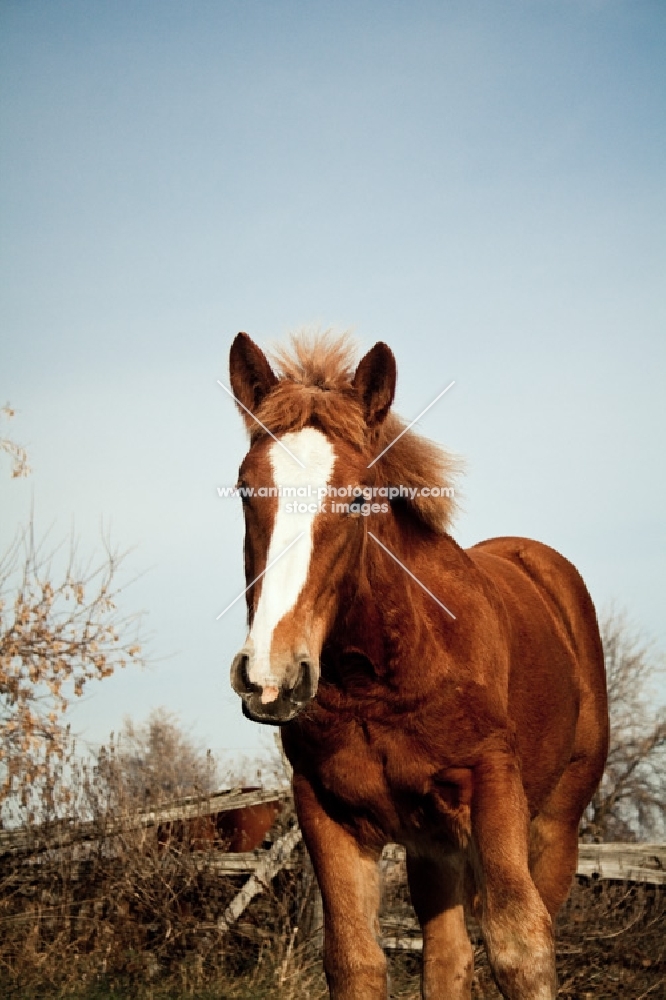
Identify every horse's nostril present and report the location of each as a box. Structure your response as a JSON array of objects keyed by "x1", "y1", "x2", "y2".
[
  {"x1": 232, "y1": 652, "x2": 260, "y2": 695},
  {"x1": 238, "y1": 654, "x2": 251, "y2": 689},
  {"x1": 292, "y1": 659, "x2": 315, "y2": 703}
]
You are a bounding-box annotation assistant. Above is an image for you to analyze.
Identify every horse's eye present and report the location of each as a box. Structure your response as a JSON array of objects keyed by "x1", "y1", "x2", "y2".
[
  {"x1": 349, "y1": 498, "x2": 364, "y2": 516},
  {"x1": 236, "y1": 481, "x2": 251, "y2": 504}
]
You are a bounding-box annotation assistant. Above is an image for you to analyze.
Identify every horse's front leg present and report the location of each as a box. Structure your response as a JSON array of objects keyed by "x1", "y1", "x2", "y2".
[
  {"x1": 472, "y1": 755, "x2": 557, "y2": 1000},
  {"x1": 293, "y1": 773, "x2": 387, "y2": 1000},
  {"x1": 406, "y1": 850, "x2": 474, "y2": 999}
]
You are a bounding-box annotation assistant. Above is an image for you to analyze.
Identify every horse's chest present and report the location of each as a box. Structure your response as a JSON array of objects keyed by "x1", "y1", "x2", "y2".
[{"x1": 315, "y1": 721, "x2": 468, "y2": 847}]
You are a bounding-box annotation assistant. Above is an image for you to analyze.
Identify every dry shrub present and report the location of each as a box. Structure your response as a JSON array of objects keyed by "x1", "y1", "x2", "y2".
[
  {"x1": 1, "y1": 731, "x2": 663, "y2": 999},
  {"x1": 98, "y1": 709, "x2": 219, "y2": 811},
  {"x1": 461, "y1": 877, "x2": 666, "y2": 1000},
  {"x1": 0, "y1": 747, "x2": 327, "y2": 1000},
  {"x1": 0, "y1": 529, "x2": 145, "y2": 828},
  {"x1": 2, "y1": 807, "x2": 665, "y2": 1000},
  {"x1": 555, "y1": 877, "x2": 666, "y2": 1000},
  {"x1": 582, "y1": 606, "x2": 666, "y2": 843}
]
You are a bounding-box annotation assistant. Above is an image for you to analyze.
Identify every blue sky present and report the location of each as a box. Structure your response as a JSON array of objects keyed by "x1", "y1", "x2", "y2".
[{"x1": 1, "y1": 0, "x2": 664, "y2": 765}]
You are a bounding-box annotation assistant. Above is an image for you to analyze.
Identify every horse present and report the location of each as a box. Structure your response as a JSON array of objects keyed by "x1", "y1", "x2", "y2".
[
  {"x1": 227, "y1": 330, "x2": 609, "y2": 1000},
  {"x1": 157, "y1": 794, "x2": 281, "y2": 853}
]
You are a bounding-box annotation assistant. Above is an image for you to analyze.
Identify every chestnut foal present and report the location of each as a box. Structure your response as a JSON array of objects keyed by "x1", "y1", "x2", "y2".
[{"x1": 228, "y1": 332, "x2": 608, "y2": 1000}]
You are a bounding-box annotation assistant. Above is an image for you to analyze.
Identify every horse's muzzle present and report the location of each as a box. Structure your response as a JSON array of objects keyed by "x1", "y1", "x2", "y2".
[{"x1": 230, "y1": 651, "x2": 317, "y2": 725}]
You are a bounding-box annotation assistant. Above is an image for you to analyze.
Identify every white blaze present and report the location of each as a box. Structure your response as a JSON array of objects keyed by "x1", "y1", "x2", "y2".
[{"x1": 246, "y1": 427, "x2": 335, "y2": 689}]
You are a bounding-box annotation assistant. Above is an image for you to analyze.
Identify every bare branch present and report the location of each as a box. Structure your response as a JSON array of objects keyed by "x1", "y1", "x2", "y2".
[
  {"x1": 581, "y1": 605, "x2": 666, "y2": 842},
  {"x1": 0, "y1": 405, "x2": 30, "y2": 478},
  {"x1": 0, "y1": 522, "x2": 145, "y2": 823}
]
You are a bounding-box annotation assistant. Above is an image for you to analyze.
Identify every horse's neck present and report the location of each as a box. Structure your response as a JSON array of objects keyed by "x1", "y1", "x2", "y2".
[{"x1": 331, "y1": 516, "x2": 461, "y2": 679}]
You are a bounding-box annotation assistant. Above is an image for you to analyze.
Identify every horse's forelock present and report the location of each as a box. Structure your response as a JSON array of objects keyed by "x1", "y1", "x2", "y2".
[
  {"x1": 269, "y1": 329, "x2": 357, "y2": 390},
  {"x1": 248, "y1": 331, "x2": 461, "y2": 535}
]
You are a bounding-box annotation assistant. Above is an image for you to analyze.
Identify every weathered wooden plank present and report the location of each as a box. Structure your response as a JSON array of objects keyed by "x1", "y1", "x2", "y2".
[
  {"x1": 380, "y1": 935, "x2": 423, "y2": 952},
  {"x1": 380, "y1": 844, "x2": 666, "y2": 953},
  {"x1": 217, "y1": 825, "x2": 303, "y2": 931},
  {"x1": 3, "y1": 799, "x2": 665, "y2": 888},
  {"x1": 577, "y1": 843, "x2": 666, "y2": 885},
  {"x1": 0, "y1": 787, "x2": 285, "y2": 860},
  {"x1": 379, "y1": 842, "x2": 666, "y2": 886},
  {"x1": 10, "y1": 848, "x2": 298, "y2": 885}
]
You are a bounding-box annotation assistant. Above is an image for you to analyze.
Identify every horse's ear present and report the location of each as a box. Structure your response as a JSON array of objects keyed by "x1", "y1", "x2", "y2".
[
  {"x1": 352, "y1": 342, "x2": 396, "y2": 427},
  {"x1": 229, "y1": 333, "x2": 278, "y2": 426}
]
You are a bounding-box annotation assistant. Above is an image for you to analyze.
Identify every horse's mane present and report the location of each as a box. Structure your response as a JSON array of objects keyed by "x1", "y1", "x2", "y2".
[{"x1": 254, "y1": 330, "x2": 461, "y2": 534}]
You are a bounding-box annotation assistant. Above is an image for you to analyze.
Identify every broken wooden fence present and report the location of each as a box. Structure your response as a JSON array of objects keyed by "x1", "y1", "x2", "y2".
[
  {"x1": 378, "y1": 842, "x2": 666, "y2": 952},
  {"x1": 1, "y1": 790, "x2": 663, "y2": 949}
]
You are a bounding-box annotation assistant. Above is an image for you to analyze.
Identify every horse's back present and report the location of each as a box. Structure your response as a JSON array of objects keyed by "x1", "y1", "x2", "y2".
[{"x1": 468, "y1": 535, "x2": 605, "y2": 692}]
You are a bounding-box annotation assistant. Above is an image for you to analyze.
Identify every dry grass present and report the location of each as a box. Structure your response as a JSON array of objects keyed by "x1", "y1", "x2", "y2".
[
  {"x1": 1, "y1": 794, "x2": 664, "y2": 999},
  {"x1": 379, "y1": 854, "x2": 665, "y2": 1000},
  {"x1": 468, "y1": 878, "x2": 666, "y2": 1000},
  {"x1": 0, "y1": 815, "x2": 327, "y2": 999},
  {"x1": 0, "y1": 744, "x2": 323, "y2": 1000}
]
